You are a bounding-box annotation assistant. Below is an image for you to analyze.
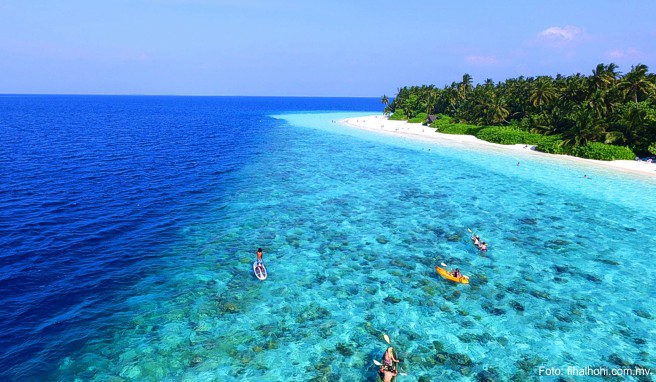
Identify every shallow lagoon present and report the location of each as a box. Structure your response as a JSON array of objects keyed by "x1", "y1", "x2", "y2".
[{"x1": 42, "y1": 111, "x2": 656, "y2": 381}]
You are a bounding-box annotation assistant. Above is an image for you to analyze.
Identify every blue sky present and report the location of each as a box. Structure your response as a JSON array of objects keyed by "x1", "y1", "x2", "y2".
[{"x1": 1, "y1": 0, "x2": 654, "y2": 96}]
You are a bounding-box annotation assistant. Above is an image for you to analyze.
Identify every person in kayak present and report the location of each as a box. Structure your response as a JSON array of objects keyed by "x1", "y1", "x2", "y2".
[
  {"x1": 471, "y1": 234, "x2": 480, "y2": 246},
  {"x1": 478, "y1": 242, "x2": 488, "y2": 252},
  {"x1": 378, "y1": 365, "x2": 398, "y2": 382},
  {"x1": 452, "y1": 268, "x2": 462, "y2": 278},
  {"x1": 382, "y1": 346, "x2": 399, "y2": 371}
]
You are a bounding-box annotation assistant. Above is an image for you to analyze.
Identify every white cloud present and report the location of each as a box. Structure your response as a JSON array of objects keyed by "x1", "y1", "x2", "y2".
[
  {"x1": 605, "y1": 48, "x2": 644, "y2": 60},
  {"x1": 538, "y1": 26, "x2": 582, "y2": 41},
  {"x1": 465, "y1": 55, "x2": 498, "y2": 65}
]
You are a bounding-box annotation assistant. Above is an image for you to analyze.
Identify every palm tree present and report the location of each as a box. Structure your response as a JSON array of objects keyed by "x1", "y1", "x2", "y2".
[
  {"x1": 529, "y1": 77, "x2": 556, "y2": 111},
  {"x1": 618, "y1": 106, "x2": 648, "y2": 147},
  {"x1": 381, "y1": 94, "x2": 390, "y2": 116},
  {"x1": 607, "y1": 63, "x2": 620, "y2": 80},
  {"x1": 561, "y1": 73, "x2": 589, "y2": 106},
  {"x1": 530, "y1": 106, "x2": 570, "y2": 135},
  {"x1": 561, "y1": 106, "x2": 606, "y2": 147},
  {"x1": 424, "y1": 87, "x2": 439, "y2": 116},
  {"x1": 445, "y1": 83, "x2": 460, "y2": 115},
  {"x1": 618, "y1": 64, "x2": 655, "y2": 108},
  {"x1": 500, "y1": 76, "x2": 530, "y2": 121},
  {"x1": 587, "y1": 90, "x2": 607, "y2": 119},
  {"x1": 403, "y1": 94, "x2": 419, "y2": 119},
  {"x1": 590, "y1": 63, "x2": 620, "y2": 91},
  {"x1": 486, "y1": 95, "x2": 510, "y2": 124},
  {"x1": 458, "y1": 73, "x2": 473, "y2": 100}
]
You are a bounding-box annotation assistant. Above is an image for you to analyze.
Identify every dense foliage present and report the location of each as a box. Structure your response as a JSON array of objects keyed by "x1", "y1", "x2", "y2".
[
  {"x1": 408, "y1": 113, "x2": 428, "y2": 124},
  {"x1": 436, "y1": 123, "x2": 482, "y2": 136},
  {"x1": 381, "y1": 63, "x2": 656, "y2": 159},
  {"x1": 475, "y1": 127, "x2": 547, "y2": 146},
  {"x1": 570, "y1": 142, "x2": 636, "y2": 161}
]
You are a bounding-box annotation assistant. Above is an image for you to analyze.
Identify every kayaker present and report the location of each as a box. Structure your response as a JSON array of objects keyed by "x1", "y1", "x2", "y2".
[
  {"x1": 452, "y1": 268, "x2": 462, "y2": 278},
  {"x1": 378, "y1": 365, "x2": 398, "y2": 382},
  {"x1": 478, "y1": 242, "x2": 488, "y2": 252},
  {"x1": 472, "y1": 234, "x2": 480, "y2": 246},
  {"x1": 382, "y1": 347, "x2": 399, "y2": 371}
]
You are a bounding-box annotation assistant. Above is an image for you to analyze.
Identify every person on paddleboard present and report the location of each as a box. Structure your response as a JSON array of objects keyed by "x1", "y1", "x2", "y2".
[
  {"x1": 255, "y1": 248, "x2": 264, "y2": 271},
  {"x1": 256, "y1": 248, "x2": 263, "y2": 264}
]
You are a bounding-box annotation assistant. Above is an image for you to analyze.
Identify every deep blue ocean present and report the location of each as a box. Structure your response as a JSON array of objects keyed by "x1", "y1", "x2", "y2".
[{"x1": 1, "y1": 96, "x2": 654, "y2": 381}]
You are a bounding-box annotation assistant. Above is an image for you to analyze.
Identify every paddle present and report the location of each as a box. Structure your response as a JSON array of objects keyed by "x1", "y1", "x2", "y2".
[
  {"x1": 468, "y1": 228, "x2": 477, "y2": 242},
  {"x1": 468, "y1": 228, "x2": 476, "y2": 243}
]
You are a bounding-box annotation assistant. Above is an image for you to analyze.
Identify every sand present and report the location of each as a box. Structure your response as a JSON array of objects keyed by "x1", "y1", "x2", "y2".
[{"x1": 341, "y1": 115, "x2": 656, "y2": 178}]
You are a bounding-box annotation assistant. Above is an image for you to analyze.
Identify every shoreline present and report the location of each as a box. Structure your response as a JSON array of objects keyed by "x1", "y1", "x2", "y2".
[{"x1": 341, "y1": 115, "x2": 656, "y2": 178}]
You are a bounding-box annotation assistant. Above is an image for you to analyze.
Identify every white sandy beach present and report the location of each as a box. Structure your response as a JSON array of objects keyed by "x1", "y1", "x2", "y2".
[{"x1": 342, "y1": 115, "x2": 656, "y2": 177}]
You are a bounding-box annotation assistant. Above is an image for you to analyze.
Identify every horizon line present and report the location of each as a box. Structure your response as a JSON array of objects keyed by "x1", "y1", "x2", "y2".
[{"x1": 0, "y1": 93, "x2": 383, "y2": 99}]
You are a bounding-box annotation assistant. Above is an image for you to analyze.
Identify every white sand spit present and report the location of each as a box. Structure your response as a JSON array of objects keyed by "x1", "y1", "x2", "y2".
[{"x1": 341, "y1": 115, "x2": 656, "y2": 177}]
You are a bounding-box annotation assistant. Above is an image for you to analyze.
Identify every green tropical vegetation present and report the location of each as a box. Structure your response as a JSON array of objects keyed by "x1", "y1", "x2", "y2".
[{"x1": 382, "y1": 63, "x2": 656, "y2": 161}]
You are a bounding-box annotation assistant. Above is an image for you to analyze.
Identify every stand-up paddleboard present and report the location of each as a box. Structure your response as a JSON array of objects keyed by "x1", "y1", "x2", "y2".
[{"x1": 253, "y1": 261, "x2": 267, "y2": 280}]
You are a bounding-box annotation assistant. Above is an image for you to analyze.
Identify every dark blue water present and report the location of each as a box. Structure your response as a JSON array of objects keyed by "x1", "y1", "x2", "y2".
[
  {"x1": 4, "y1": 96, "x2": 655, "y2": 382},
  {"x1": 0, "y1": 95, "x2": 380, "y2": 380}
]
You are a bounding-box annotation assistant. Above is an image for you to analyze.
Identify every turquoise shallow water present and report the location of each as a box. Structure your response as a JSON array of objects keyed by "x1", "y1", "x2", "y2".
[{"x1": 50, "y1": 111, "x2": 655, "y2": 381}]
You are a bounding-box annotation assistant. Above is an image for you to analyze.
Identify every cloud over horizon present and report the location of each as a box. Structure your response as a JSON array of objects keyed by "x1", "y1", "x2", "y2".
[
  {"x1": 605, "y1": 47, "x2": 645, "y2": 61},
  {"x1": 538, "y1": 26, "x2": 583, "y2": 41},
  {"x1": 465, "y1": 55, "x2": 498, "y2": 65}
]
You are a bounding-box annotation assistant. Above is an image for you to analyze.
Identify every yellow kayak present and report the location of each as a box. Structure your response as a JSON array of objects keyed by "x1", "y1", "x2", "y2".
[{"x1": 435, "y1": 266, "x2": 470, "y2": 284}]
